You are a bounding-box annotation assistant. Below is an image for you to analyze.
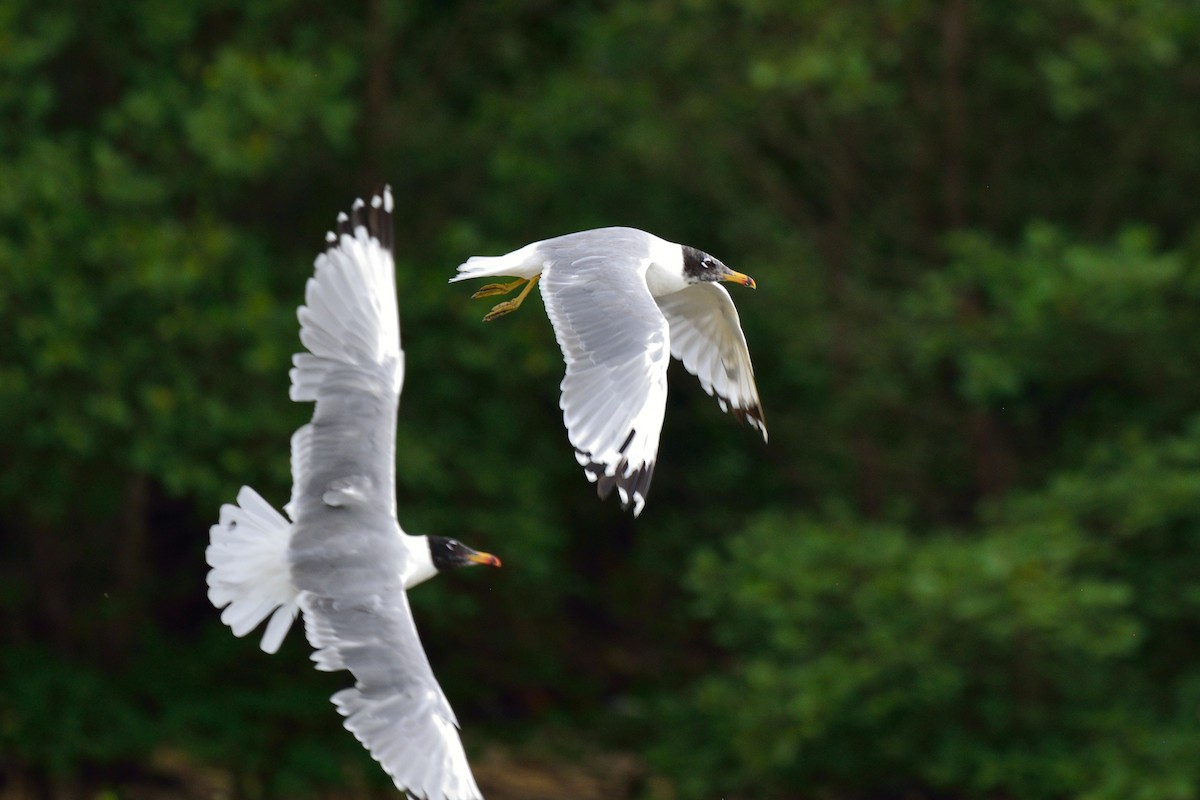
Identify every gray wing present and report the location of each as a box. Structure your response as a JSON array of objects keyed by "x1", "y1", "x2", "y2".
[
  {"x1": 285, "y1": 188, "x2": 481, "y2": 800},
  {"x1": 538, "y1": 228, "x2": 670, "y2": 516},
  {"x1": 300, "y1": 590, "x2": 482, "y2": 800},
  {"x1": 287, "y1": 188, "x2": 403, "y2": 525},
  {"x1": 655, "y1": 282, "x2": 767, "y2": 440}
]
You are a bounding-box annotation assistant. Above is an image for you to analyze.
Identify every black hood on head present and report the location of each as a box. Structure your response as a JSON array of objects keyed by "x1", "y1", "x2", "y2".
[
  {"x1": 681, "y1": 245, "x2": 726, "y2": 282},
  {"x1": 427, "y1": 535, "x2": 501, "y2": 570},
  {"x1": 428, "y1": 536, "x2": 467, "y2": 571}
]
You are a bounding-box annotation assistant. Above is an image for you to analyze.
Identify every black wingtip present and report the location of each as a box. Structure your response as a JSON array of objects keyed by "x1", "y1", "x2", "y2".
[
  {"x1": 332, "y1": 184, "x2": 394, "y2": 254},
  {"x1": 728, "y1": 402, "x2": 768, "y2": 442},
  {"x1": 579, "y1": 449, "x2": 656, "y2": 516}
]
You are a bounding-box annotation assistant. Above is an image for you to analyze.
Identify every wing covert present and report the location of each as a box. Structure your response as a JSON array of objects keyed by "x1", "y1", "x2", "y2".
[{"x1": 539, "y1": 239, "x2": 670, "y2": 516}]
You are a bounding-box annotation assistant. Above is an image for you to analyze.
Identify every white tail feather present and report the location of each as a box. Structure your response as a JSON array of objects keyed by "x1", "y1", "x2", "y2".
[
  {"x1": 448, "y1": 242, "x2": 544, "y2": 283},
  {"x1": 206, "y1": 486, "x2": 298, "y2": 654}
]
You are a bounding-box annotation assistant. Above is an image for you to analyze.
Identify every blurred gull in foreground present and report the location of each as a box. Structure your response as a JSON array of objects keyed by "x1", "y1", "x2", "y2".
[
  {"x1": 207, "y1": 186, "x2": 499, "y2": 800},
  {"x1": 451, "y1": 227, "x2": 767, "y2": 516}
]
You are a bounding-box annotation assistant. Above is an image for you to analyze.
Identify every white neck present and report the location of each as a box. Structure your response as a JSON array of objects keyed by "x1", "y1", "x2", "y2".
[
  {"x1": 643, "y1": 238, "x2": 689, "y2": 297},
  {"x1": 402, "y1": 533, "x2": 438, "y2": 589}
]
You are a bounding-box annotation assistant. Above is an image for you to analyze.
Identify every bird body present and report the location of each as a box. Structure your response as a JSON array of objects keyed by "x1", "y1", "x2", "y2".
[
  {"x1": 208, "y1": 187, "x2": 498, "y2": 800},
  {"x1": 456, "y1": 226, "x2": 687, "y2": 293},
  {"x1": 452, "y1": 227, "x2": 766, "y2": 516}
]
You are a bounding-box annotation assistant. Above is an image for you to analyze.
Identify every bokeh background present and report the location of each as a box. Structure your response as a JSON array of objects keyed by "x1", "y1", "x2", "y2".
[{"x1": 4, "y1": 2, "x2": 1200, "y2": 798}]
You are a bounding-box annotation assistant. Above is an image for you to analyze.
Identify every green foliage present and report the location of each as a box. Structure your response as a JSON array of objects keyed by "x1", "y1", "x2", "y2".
[
  {"x1": 895, "y1": 225, "x2": 1200, "y2": 489},
  {"x1": 0, "y1": 633, "x2": 393, "y2": 795},
  {"x1": 911, "y1": 225, "x2": 1192, "y2": 406},
  {"x1": 670, "y1": 419, "x2": 1200, "y2": 798},
  {"x1": 0, "y1": 647, "x2": 154, "y2": 776},
  {"x1": 3, "y1": 0, "x2": 1200, "y2": 798}
]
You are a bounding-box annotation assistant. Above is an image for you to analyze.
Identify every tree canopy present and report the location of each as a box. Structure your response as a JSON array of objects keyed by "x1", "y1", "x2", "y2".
[{"x1": 2, "y1": 2, "x2": 1199, "y2": 798}]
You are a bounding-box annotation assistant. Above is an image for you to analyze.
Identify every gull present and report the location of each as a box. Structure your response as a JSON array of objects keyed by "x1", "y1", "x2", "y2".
[
  {"x1": 451, "y1": 227, "x2": 766, "y2": 516},
  {"x1": 207, "y1": 186, "x2": 500, "y2": 800}
]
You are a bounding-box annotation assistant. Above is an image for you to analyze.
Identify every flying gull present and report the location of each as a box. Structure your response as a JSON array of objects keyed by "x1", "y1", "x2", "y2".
[
  {"x1": 450, "y1": 227, "x2": 766, "y2": 516},
  {"x1": 207, "y1": 186, "x2": 500, "y2": 800}
]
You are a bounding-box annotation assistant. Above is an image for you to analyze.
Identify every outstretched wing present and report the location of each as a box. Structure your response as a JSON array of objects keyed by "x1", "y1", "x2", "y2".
[
  {"x1": 537, "y1": 228, "x2": 670, "y2": 516},
  {"x1": 655, "y1": 282, "x2": 767, "y2": 440},
  {"x1": 300, "y1": 591, "x2": 482, "y2": 800},
  {"x1": 284, "y1": 187, "x2": 482, "y2": 800},
  {"x1": 287, "y1": 188, "x2": 404, "y2": 522}
]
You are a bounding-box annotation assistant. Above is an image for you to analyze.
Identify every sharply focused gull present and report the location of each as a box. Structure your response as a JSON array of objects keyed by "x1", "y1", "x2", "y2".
[
  {"x1": 451, "y1": 227, "x2": 766, "y2": 516},
  {"x1": 207, "y1": 186, "x2": 500, "y2": 800}
]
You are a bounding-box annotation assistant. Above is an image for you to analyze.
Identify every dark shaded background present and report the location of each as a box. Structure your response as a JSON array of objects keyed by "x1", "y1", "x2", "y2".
[{"x1": 3, "y1": 2, "x2": 1200, "y2": 798}]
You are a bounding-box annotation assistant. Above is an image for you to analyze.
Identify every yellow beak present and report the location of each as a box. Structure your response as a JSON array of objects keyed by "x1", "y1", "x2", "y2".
[
  {"x1": 466, "y1": 550, "x2": 502, "y2": 568},
  {"x1": 720, "y1": 269, "x2": 757, "y2": 289}
]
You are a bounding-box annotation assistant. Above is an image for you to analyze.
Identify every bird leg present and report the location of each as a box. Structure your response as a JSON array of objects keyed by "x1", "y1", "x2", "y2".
[
  {"x1": 470, "y1": 278, "x2": 528, "y2": 299},
  {"x1": 482, "y1": 275, "x2": 540, "y2": 322}
]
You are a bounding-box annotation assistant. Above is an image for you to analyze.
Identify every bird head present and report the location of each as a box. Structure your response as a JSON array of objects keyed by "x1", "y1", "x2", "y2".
[
  {"x1": 681, "y1": 245, "x2": 756, "y2": 289},
  {"x1": 428, "y1": 536, "x2": 502, "y2": 571}
]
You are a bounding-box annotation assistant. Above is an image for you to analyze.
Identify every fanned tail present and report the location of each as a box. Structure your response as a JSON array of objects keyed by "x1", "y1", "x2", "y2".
[{"x1": 206, "y1": 486, "x2": 298, "y2": 654}]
